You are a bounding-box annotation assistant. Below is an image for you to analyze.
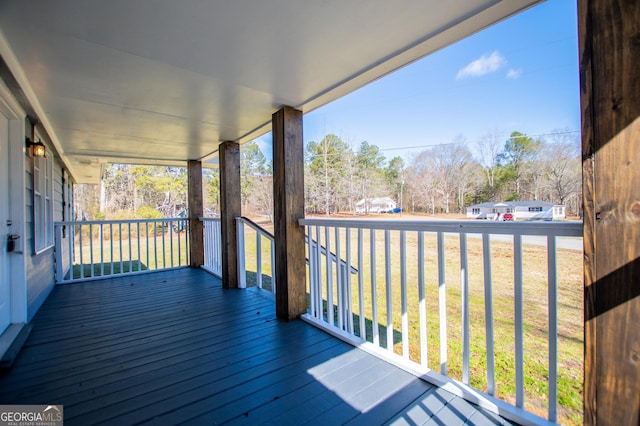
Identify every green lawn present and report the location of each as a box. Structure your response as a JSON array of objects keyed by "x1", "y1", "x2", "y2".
[{"x1": 72, "y1": 231, "x2": 189, "y2": 279}]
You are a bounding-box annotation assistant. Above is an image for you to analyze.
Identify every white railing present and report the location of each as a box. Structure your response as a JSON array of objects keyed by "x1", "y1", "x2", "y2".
[
  {"x1": 236, "y1": 217, "x2": 276, "y2": 292},
  {"x1": 306, "y1": 233, "x2": 358, "y2": 332},
  {"x1": 54, "y1": 218, "x2": 190, "y2": 283},
  {"x1": 299, "y1": 218, "x2": 582, "y2": 425},
  {"x1": 201, "y1": 217, "x2": 222, "y2": 277}
]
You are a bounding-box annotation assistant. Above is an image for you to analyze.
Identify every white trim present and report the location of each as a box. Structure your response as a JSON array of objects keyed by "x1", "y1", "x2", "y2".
[
  {"x1": 0, "y1": 78, "x2": 25, "y2": 119},
  {"x1": 200, "y1": 265, "x2": 222, "y2": 279},
  {"x1": 55, "y1": 266, "x2": 189, "y2": 285},
  {"x1": 32, "y1": 148, "x2": 54, "y2": 253},
  {"x1": 299, "y1": 217, "x2": 582, "y2": 237},
  {"x1": 33, "y1": 244, "x2": 54, "y2": 257},
  {"x1": 0, "y1": 77, "x2": 27, "y2": 324}
]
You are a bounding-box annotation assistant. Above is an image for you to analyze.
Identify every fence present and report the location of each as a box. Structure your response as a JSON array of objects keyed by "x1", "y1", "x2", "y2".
[
  {"x1": 299, "y1": 218, "x2": 582, "y2": 425},
  {"x1": 236, "y1": 217, "x2": 275, "y2": 292},
  {"x1": 202, "y1": 217, "x2": 222, "y2": 277},
  {"x1": 54, "y1": 218, "x2": 190, "y2": 283}
]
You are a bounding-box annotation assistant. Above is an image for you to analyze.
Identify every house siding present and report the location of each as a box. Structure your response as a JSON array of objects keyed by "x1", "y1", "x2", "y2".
[
  {"x1": 466, "y1": 201, "x2": 564, "y2": 221},
  {"x1": 24, "y1": 140, "x2": 68, "y2": 321}
]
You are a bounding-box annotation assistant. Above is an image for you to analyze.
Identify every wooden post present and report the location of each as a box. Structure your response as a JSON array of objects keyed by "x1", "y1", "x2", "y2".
[
  {"x1": 579, "y1": 0, "x2": 640, "y2": 424},
  {"x1": 219, "y1": 141, "x2": 241, "y2": 289},
  {"x1": 272, "y1": 106, "x2": 306, "y2": 320},
  {"x1": 187, "y1": 160, "x2": 204, "y2": 267}
]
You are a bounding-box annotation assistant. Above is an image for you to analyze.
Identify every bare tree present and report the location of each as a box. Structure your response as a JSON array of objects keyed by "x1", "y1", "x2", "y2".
[
  {"x1": 74, "y1": 184, "x2": 100, "y2": 220},
  {"x1": 431, "y1": 141, "x2": 474, "y2": 214},
  {"x1": 343, "y1": 149, "x2": 359, "y2": 215},
  {"x1": 542, "y1": 129, "x2": 581, "y2": 213},
  {"x1": 252, "y1": 173, "x2": 274, "y2": 221},
  {"x1": 455, "y1": 159, "x2": 484, "y2": 213},
  {"x1": 476, "y1": 129, "x2": 504, "y2": 201},
  {"x1": 408, "y1": 151, "x2": 439, "y2": 214}
]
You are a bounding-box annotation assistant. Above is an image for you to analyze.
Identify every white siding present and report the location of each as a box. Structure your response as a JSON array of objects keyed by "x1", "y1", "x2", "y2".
[{"x1": 24, "y1": 139, "x2": 67, "y2": 321}]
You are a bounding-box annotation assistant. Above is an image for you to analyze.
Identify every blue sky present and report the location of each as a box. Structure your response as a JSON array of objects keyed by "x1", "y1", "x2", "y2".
[{"x1": 255, "y1": 0, "x2": 579, "y2": 162}]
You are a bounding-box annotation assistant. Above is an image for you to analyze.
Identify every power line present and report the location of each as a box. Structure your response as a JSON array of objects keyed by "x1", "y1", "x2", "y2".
[
  {"x1": 377, "y1": 130, "x2": 580, "y2": 153},
  {"x1": 304, "y1": 129, "x2": 580, "y2": 160}
]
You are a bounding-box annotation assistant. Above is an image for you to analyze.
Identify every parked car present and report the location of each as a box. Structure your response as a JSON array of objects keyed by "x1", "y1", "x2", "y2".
[
  {"x1": 502, "y1": 213, "x2": 514, "y2": 221},
  {"x1": 388, "y1": 207, "x2": 402, "y2": 214}
]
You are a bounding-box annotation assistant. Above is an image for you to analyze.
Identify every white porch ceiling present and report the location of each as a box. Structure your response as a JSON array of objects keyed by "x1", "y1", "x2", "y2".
[{"x1": 0, "y1": 0, "x2": 541, "y2": 183}]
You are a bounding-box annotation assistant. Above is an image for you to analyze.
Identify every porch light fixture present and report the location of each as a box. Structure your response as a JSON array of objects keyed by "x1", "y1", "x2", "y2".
[{"x1": 26, "y1": 137, "x2": 46, "y2": 157}]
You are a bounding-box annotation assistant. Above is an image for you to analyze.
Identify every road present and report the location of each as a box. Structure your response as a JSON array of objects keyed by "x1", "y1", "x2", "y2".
[{"x1": 471, "y1": 233, "x2": 583, "y2": 251}]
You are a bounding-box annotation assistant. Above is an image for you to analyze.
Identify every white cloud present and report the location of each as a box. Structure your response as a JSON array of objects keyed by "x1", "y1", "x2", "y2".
[
  {"x1": 251, "y1": 136, "x2": 273, "y2": 160},
  {"x1": 253, "y1": 136, "x2": 271, "y2": 152},
  {"x1": 456, "y1": 51, "x2": 506, "y2": 79},
  {"x1": 507, "y1": 68, "x2": 523, "y2": 79}
]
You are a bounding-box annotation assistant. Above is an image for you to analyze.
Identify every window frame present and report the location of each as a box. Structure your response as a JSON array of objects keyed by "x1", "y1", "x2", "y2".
[
  {"x1": 61, "y1": 169, "x2": 72, "y2": 238},
  {"x1": 33, "y1": 145, "x2": 54, "y2": 254}
]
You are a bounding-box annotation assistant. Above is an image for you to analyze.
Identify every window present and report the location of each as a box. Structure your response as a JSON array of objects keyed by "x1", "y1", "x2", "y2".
[
  {"x1": 528, "y1": 206, "x2": 543, "y2": 212},
  {"x1": 506, "y1": 208, "x2": 513, "y2": 213},
  {"x1": 472, "y1": 208, "x2": 480, "y2": 214},
  {"x1": 33, "y1": 149, "x2": 54, "y2": 252}
]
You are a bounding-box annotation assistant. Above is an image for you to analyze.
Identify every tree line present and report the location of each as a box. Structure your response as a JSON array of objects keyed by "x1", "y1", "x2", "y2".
[
  {"x1": 74, "y1": 129, "x2": 581, "y2": 220},
  {"x1": 74, "y1": 164, "x2": 191, "y2": 220},
  {"x1": 303, "y1": 129, "x2": 581, "y2": 217},
  {"x1": 73, "y1": 144, "x2": 274, "y2": 221}
]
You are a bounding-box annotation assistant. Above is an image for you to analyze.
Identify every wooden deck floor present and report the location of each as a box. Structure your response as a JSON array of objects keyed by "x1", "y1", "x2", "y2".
[{"x1": 0, "y1": 268, "x2": 515, "y2": 425}]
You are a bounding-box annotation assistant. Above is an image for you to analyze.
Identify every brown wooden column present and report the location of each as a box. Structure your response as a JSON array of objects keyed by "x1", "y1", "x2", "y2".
[
  {"x1": 219, "y1": 141, "x2": 241, "y2": 289},
  {"x1": 272, "y1": 106, "x2": 306, "y2": 320},
  {"x1": 187, "y1": 160, "x2": 204, "y2": 267},
  {"x1": 579, "y1": 0, "x2": 640, "y2": 424}
]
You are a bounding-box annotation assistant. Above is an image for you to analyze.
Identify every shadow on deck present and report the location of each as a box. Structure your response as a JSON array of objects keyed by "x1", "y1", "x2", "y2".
[{"x1": 0, "y1": 268, "x2": 514, "y2": 425}]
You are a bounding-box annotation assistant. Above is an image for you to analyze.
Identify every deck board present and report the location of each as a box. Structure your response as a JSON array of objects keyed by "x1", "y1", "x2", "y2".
[{"x1": 0, "y1": 268, "x2": 516, "y2": 425}]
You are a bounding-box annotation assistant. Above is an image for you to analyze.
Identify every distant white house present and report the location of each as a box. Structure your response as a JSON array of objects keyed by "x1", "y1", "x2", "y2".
[
  {"x1": 355, "y1": 197, "x2": 397, "y2": 214},
  {"x1": 467, "y1": 201, "x2": 566, "y2": 221}
]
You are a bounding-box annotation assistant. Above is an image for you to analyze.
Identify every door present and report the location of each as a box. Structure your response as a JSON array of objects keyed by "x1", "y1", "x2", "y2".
[{"x1": 0, "y1": 111, "x2": 10, "y2": 334}]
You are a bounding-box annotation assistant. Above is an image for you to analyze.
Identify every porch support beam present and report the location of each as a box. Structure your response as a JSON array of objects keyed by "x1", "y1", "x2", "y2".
[
  {"x1": 219, "y1": 141, "x2": 241, "y2": 289},
  {"x1": 272, "y1": 106, "x2": 306, "y2": 320},
  {"x1": 580, "y1": 0, "x2": 640, "y2": 424},
  {"x1": 187, "y1": 160, "x2": 204, "y2": 268}
]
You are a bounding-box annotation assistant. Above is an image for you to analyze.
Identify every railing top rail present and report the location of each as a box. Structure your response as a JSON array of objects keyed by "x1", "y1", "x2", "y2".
[
  {"x1": 236, "y1": 216, "x2": 275, "y2": 241},
  {"x1": 299, "y1": 218, "x2": 582, "y2": 237},
  {"x1": 200, "y1": 217, "x2": 221, "y2": 222},
  {"x1": 55, "y1": 218, "x2": 189, "y2": 226}
]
